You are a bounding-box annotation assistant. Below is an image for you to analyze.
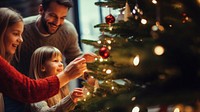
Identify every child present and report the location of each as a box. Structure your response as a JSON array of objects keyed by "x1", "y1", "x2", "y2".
[{"x1": 29, "y1": 46, "x2": 83, "y2": 112}]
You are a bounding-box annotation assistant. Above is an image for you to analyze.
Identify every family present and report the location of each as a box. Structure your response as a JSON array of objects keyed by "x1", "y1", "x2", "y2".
[{"x1": 0, "y1": 0, "x2": 97, "y2": 112}]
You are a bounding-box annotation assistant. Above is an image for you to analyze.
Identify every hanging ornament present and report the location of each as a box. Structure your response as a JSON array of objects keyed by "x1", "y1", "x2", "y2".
[
  {"x1": 124, "y1": 2, "x2": 132, "y2": 21},
  {"x1": 105, "y1": 14, "x2": 115, "y2": 24},
  {"x1": 117, "y1": 9, "x2": 124, "y2": 22},
  {"x1": 99, "y1": 46, "x2": 110, "y2": 59}
]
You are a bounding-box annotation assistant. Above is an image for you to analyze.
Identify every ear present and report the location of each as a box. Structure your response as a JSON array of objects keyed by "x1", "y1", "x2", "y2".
[
  {"x1": 38, "y1": 4, "x2": 44, "y2": 15},
  {"x1": 41, "y1": 65, "x2": 46, "y2": 72}
]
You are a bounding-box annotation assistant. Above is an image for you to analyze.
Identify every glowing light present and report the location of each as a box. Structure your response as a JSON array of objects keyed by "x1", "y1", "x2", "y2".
[
  {"x1": 107, "y1": 40, "x2": 112, "y2": 44},
  {"x1": 131, "y1": 97, "x2": 136, "y2": 101},
  {"x1": 154, "y1": 45, "x2": 164, "y2": 55},
  {"x1": 108, "y1": 46, "x2": 112, "y2": 50},
  {"x1": 152, "y1": 25, "x2": 158, "y2": 31},
  {"x1": 169, "y1": 24, "x2": 173, "y2": 27},
  {"x1": 141, "y1": 19, "x2": 147, "y2": 24},
  {"x1": 132, "y1": 9, "x2": 136, "y2": 14},
  {"x1": 87, "y1": 92, "x2": 90, "y2": 96},
  {"x1": 97, "y1": 40, "x2": 101, "y2": 44},
  {"x1": 111, "y1": 86, "x2": 114, "y2": 90},
  {"x1": 99, "y1": 58, "x2": 104, "y2": 62},
  {"x1": 197, "y1": 0, "x2": 200, "y2": 6},
  {"x1": 106, "y1": 69, "x2": 112, "y2": 74},
  {"x1": 103, "y1": 68, "x2": 106, "y2": 72},
  {"x1": 109, "y1": 26, "x2": 113, "y2": 31},
  {"x1": 174, "y1": 108, "x2": 180, "y2": 112},
  {"x1": 133, "y1": 55, "x2": 140, "y2": 66},
  {"x1": 132, "y1": 106, "x2": 140, "y2": 112},
  {"x1": 152, "y1": 0, "x2": 157, "y2": 4}
]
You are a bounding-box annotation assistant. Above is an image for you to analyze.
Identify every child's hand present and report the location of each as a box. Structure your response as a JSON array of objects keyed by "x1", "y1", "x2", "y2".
[
  {"x1": 70, "y1": 88, "x2": 83, "y2": 103},
  {"x1": 82, "y1": 53, "x2": 98, "y2": 63}
]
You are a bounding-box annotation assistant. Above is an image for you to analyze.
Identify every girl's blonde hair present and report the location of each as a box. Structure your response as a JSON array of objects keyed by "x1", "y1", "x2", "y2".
[
  {"x1": 29, "y1": 46, "x2": 69, "y2": 107},
  {"x1": 0, "y1": 7, "x2": 23, "y2": 62}
]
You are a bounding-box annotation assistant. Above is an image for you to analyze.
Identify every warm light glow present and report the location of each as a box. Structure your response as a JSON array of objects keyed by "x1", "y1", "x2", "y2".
[
  {"x1": 111, "y1": 86, "x2": 114, "y2": 90},
  {"x1": 109, "y1": 26, "x2": 113, "y2": 31},
  {"x1": 141, "y1": 19, "x2": 147, "y2": 24},
  {"x1": 154, "y1": 45, "x2": 164, "y2": 55},
  {"x1": 152, "y1": 0, "x2": 157, "y2": 4},
  {"x1": 152, "y1": 25, "x2": 158, "y2": 31},
  {"x1": 133, "y1": 55, "x2": 140, "y2": 66},
  {"x1": 174, "y1": 108, "x2": 180, "y2": 112},
  {"x1": 99, "y1": 58, "x2": 104, "y2": 62},
  {"x1": 108, "y1": 46, "x2": 112, "y2": 50},
  {"x1": 132, "y1": 9, "x2": 136, "y2": 14},
  {"x1": 87, "y1": 92, "x2": 90, "y2": 96},
  {"x1": 106, "y1": 69, "x2": 112, "y2": 74},
  {"x1": 107, "y1": 40, "x2": 112, "y2": 44},
  {"x1": 103, "y1": 68, "x2": 106, "y2": 72},
  {"x1": 197, "y1": 0, "x2": 200, "y2": 6},
  {"x1": 97, "y1": 40, "x2": 101, "y2": 44},
  {"x1": 132, "y1": 106, "x2": 140, "y2": 112}
]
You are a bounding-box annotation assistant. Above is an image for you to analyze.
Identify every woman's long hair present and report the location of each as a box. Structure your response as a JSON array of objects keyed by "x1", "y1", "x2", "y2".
[
  {"x1": 0, "y1": 7, "x2": 23, "y2": 62},
  {"x1": 29, "y1": 46, "x2": 69, "y2": 107}
]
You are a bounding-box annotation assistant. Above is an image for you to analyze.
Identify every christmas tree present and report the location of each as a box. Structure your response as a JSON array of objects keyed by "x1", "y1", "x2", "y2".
[{"x1": 74, "y1": 0, "x2": 200, "y2": 112}]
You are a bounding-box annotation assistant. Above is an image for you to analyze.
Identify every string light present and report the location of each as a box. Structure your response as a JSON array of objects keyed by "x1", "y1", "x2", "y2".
[
  {"x1": 106, "y1": 69, "x2": 112, "y2": 74},
  {"x1": 174, "y1": 108, "x2": 180, "y2": 112},
  {"x1": 132, "y1": 106, "x2": 140, "y2": 112},
  {"x1": 152, "y1": 0, "x2": 157, "y2": 4},
  {"x1": 141, "y1": 19, "x2": 147, "y2": 24},
  {"x1": 133, "y1": 55, "x2": 140, "y2": 66},
  {"x1": 106, "y1": 40, "x2": 112, "y2": 44},
  {"x1": 97, "y1": 40, "x2": 101, "y2": 44},
  {"x1": 154, "y1": 45, "x2": 165, "y2": 55}
]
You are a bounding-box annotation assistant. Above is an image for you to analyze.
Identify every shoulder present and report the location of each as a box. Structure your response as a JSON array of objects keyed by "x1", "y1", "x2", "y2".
[
  {"x1": 62, "y1": 20, "x2": 76, "y2": 30},
  {"x1": 23, "y1": 15, "x2": 39, "y2": 25},
  {"x1": 59, "y1": 20, "x2": 78, "y2": 37}
]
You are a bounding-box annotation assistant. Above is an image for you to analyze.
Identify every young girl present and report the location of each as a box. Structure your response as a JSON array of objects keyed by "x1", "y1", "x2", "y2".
[
  {"x1": 29, "y1": 46, "x2": 83, "y2": 112},
  {"x1": 0, "y1": 7, "x2": 87, "y2": 112}
]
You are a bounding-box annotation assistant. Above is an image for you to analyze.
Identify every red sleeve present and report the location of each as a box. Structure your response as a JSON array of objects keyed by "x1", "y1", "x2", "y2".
[{"x1": 0, "y1": 56, "x2": 60, "y2": 103}]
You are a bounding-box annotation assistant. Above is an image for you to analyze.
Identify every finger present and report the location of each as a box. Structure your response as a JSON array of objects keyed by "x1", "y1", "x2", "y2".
[
  {"x1": 73, "y1": 57, "x2": 86, "y2": 63},
  {"x1": 74, "y1": 58, "x2": 86, "y2": 65}
]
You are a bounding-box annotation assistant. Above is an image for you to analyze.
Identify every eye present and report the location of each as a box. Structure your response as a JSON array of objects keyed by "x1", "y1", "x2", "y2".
[
  {"x1": 13, "y1": 32, "x2": 20, "y2": 36},
  {"x1": 53, "y1": 59, "x2": 59, "y2": 62}
]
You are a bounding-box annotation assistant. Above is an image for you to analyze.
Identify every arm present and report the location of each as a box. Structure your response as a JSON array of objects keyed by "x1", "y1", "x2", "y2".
[
  {"x1": 30, "y1": 95, "x2": 76, "y2": 112},
  {"x1": 30, "y1": 88, "x2": 83, "y2": 112},
  {"x1": 0, "y1": 56, "x2": 86, "y2": 103},
  {"x1": 0, "y1": 56, "x2": 59, "y2": 103}
]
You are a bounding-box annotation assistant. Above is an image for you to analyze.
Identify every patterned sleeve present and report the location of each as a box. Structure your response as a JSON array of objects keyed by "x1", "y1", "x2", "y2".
[
  {"x1": 30, "y1": 95, "x2": 76, "y2": 112},
  {"x1": 0, "y1": 56, "x2": 60, "y2": 103}
]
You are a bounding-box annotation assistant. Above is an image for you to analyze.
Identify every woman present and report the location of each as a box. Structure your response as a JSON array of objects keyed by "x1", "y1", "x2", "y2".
[{"x1": 0, "y1": 7, "x2": 87, "y2": 112}]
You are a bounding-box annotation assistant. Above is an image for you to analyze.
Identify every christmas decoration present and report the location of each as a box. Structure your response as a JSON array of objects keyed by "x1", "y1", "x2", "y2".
[
  {"x1": 124, "y1": 2, "x2": 132, "y2": 21},
  {"x1": 99, "y1": 46, "x2": 110, "y2": 59},
  {"x1": 75, "y1": 0, "x2": 200, "y2": 112},
  {"x1": 105, "y1": 14, "x2": 115, "y2": 24},
  {"x1": 117, "y1": 9, "x2": 124, "y2": 21}
]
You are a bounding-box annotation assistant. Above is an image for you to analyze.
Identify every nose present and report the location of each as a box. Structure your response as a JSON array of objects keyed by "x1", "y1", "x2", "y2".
[
  {"x1": 53, "y1": 18, "x2": 61, "y2": 26},
  {"x1": 58, "y1": 62, "x2": 63, "y2": 67},
  {"x1": 17, "y1": 35, "x2": 23, "y2": 43}
]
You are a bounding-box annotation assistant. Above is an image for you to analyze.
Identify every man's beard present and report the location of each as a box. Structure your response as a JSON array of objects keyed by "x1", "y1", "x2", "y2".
[{"x1": 41, "y1": 16, "x2": 60, "y2": 34}]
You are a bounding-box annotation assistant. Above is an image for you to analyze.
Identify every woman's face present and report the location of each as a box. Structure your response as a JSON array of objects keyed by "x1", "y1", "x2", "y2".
[{"x1": 4, "y1": 21, "x2": 23, "y2": 55}]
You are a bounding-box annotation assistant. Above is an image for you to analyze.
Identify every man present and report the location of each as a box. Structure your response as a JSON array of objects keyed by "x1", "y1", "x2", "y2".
[{"x1": 12, "y1": 0, "x2": 95, "y2": 76}]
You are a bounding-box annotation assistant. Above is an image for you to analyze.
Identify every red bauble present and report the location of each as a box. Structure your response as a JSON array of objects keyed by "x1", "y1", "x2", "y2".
[
  {"x1": 105, "y1": 14, "x2": 115, "y2": 24},
  {"x1": 99, "y1": 46, "x2": 110, "y2": 59}
]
